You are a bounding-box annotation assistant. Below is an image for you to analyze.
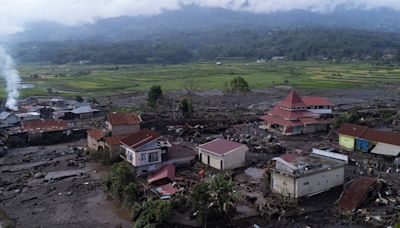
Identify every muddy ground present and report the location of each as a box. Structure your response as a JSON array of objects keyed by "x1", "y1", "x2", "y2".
[{"x1": 1, "y1": 84, "x2": 400, "y2": 227}]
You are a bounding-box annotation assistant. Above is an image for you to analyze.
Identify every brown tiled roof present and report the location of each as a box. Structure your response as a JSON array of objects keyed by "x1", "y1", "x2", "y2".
[
  {"x1": 87, "y1": 129, "x2": 103, "y2": 140},
  {"x1": 338, "y1": 123, "x2": 368, "y2": 138},
  {"x1": 22, "y1": 119, "x2": 69, "y2": 134},
  {"x1": 302, "y1": 96, "x2": 334, "y2": 106},
  {"x1": 198, "y1": 138, "x2": 246, "y2": 156},
  {"x1": 362, "y1": 129, "x2": 400, "y2": 146},
  {"x1": 120, "y1": 128, "x2": 160, "y2": 149},
  {"x1": 107, "y1": 112, "x2": 141, "y2": 126},
  {"x1": 280, "y1": 90, "x2": 307, "y2": 109},
  {"x1": 105, "y1": 135, "x2": 125, "y2": 145}
]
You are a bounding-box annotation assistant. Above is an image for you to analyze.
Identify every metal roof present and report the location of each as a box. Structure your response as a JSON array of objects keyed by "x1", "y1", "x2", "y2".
[
  {"x1": 198, "y1": 138, "x2": 246, "y2": 156},
  {"x1": 120, "y1": 128, "x2": 160, "y2": 149},
  {"x1": 338, "y1": 123, "x2": 368, "y2": 138},
  {"x1": 148, "y1": 164, "x2": 175, "y2": 185},
  {"x1": 0, "y1": 111, "x2": 12, "y2": 120},
  {"x1": 371, "y1": 142, "x2": 400, "y2": 156},
  {"x1": 71, "y1": 106, "x2": 97, "y2": 114},
  {"x1": 338, "y1": 176, "x2": 379, "y2": 211},
  {"x1": 302, "y1": 96, "x2": 334, "y2": 106},
  {"x1": 107, "y1": 112, "x2": 141, "y2": 126},
  {"x1": 21, "y1": 119, "x2": 69, "y2": 134}
]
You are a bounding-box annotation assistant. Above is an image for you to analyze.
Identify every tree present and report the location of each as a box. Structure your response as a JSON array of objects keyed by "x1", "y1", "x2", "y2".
[
  {"x1": 147, "y1": 85, "x2": 163, "y2": 107},
  {"x1": 75, "y1": 95, "x2": 84, "y2": 102},
  {"x1": 229, "y1": 76, "x2": 250, "y2": 94},
  {"x1": 179, "y1": 98, "x2": 193, "y2": 119},
  {"x1": 188, "y1": 174, "x2": 240, "y2": 225},
  {"x1": 47, "y1": 88, "x2": 53, "y2": 94},
  {"x1": 103, "y1": 162, "x2": 138, "y2": 200},
  {"x1": 134, "y1": 198, "x2": 172, "y2": 228}
]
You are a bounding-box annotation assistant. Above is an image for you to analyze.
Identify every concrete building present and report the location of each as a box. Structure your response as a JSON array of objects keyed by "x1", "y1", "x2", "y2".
[
  {"x1": 259, "y1": 90, "x2": 331, "y2": 135},
  {"x1": 302, "y1": 96, "x2": 334, "y2": 115},
  {"x1": 338, "y1": 123, "x2": 400, "y2": 156},
  {"x1": 198, "y1": 138, "x2": 248, "y2": 170},
  {"x1": 271, "y1": 149, "x2": 347, "y2": 198},
  {"x1": 106, "y1": 112, "x2": 142, "y2": 136}
]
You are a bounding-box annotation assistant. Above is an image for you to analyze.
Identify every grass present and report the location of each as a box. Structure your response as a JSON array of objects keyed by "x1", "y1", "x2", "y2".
[{"x1": 0, "y1": 60, "x2": 398, "y2": 99}]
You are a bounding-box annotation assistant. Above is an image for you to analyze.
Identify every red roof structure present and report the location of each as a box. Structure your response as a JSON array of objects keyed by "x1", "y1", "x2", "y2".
[
  {"x1": 338, "y1": 123, "x2": 369, "y2": 138},
  {"x1": 280, "y1": 153, "x2": 299, "y2": 163},
  {"x1": 22, "y1": 119, "x2": 69, "y2": 134},
  {"x1": 105, "y1": 135, "x2": 126, "y2": 146},
  {"x1": 361, "y1": 129, "x2": 400, "y2": 146},
  {"x1": 302, "y1": 96, "x2": 334, "y2": 106},
  {"x1": 155, "y1": 183, "x2": 179, "y2": 196},
  {"x1": 107, "y1": 112, "x2": 141, "y2": 126},
  {"x1": 87, "y1": 129, "x2": 103, "y2": 140},
  {"x1": 198, "y1": 138, "x2": 245, "y2": 156},
  {"x1": 148, "y1": 164, "x2": 176, "y2": 186},
  {"x1": 260, "y1": 90, "x2": 331, "y2": 135},
  {"x1": 338, "y1": 176, "x2": 381, "y2": 211},
  {"x1": 280, "y1": 90, "x2": 306, "y2": 109},
  {"x1": 120, "y1": 128, "x2": 160, "y2": 149}
]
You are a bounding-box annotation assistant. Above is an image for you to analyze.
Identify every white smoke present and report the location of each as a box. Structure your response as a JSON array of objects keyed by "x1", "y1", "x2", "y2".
[{"x1": 0, "y1": 46, "x2": 21, "y2": 111}]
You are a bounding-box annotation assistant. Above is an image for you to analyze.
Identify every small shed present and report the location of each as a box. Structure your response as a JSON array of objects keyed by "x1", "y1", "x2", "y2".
[
  {"x1": 198, "y1": 138, "x2": 248, "y2": 170},
  {"x1": 338, "y1": 124, "x2": 368, "y2": 151}
]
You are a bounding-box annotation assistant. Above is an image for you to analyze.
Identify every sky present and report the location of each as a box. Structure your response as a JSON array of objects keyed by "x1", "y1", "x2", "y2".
[{"x1": 1, "y1": 0, "x2": 400, "y2": 35}]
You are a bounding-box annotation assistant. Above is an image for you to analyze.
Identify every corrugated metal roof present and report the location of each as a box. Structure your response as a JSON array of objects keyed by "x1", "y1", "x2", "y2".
[
  {"x1": 362, "y1": 129, "x2": 400, "y2": 146},
  {"x1": 0, "y1": 111, "x2": 12, "y2": 120},
  {"x1": 198, "y1": 138, "x2": 246, "y2": 156},
  {"x1": 107, "y1": 112, "x2": 141, "y2": 126},
  {"x1": 120, "y1": 128, "x2": 160, "y2": 149},
  {"x1": 371, "y1": 142, "x2": 400, "y2": 156},
  {"x1": 72, "y1": 106, "x2": 97, "y2": 114},
  {"x1": 338, "y1": 123, "x2": 368, "y2": 138},
  {"x1": 338, "y1": 176, "x2": 378, "y2": 211},
  {"x1": 21, "y1": 119, "x2": 69, "y2": 134}
]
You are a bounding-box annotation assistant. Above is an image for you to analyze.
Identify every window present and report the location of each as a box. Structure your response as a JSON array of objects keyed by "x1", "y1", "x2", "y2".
[
  {"x1": 303, "y1": 182, "x2": 309, "y2": 186},
  {"x1": 127, "y1": 152, "x2": 133, "y2": 161},
  {"x1": 148, "y1": 152, "x2": 159, "y2": 163},
  {"x1": 140, "y1": 153, "x2": 146, "y2": 161}
]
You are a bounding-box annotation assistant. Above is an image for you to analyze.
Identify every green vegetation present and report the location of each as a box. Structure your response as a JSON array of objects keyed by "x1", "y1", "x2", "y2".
[
  {"x1": 88, "y1": 149, "x2": 121, "y2": 166},
  {"x1": 147, "y1": 85, "x2": 163, "y2": 107},
  {"x1": 229, "y1": 76, "x2": 250, "y2": 94},
  {"x1": 179, "y1": 98, "x2": 193, "y2": 119},
  {"x1": 188, "y1": 174, "x2": 240, "y2": 225},
  {"x1": 133, "y1": 198, "x2": 172, "y2": 228},
  {"x1": 1, "y1": 60, "x2": 400, "y2": 99},
  {"x1": 103, "y1": 162, "x2": 140, "y2": 204}
]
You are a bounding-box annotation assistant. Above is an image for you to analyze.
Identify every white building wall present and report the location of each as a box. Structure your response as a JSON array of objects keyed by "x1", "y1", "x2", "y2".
[
  {"x1": 121, "y1": 145, "x2": 161, "y2": 167},
  {"x1": 199, "y1": 145, "x2": 247, "y2": 170},
  {"x1": 307, "y1": 107, "x2": 332, "y2": 115},
  {"x1": 295, "y1": 166, "x2": 345, "y2": 198},
  {"x1": 271, "y1": 172, "x2": 296, "y2": 197}
]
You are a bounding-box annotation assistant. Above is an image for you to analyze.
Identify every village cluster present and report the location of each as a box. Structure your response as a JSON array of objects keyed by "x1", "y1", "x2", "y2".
[{"x1": 1, "y1": 89, "x2": 400, "y2": 227}]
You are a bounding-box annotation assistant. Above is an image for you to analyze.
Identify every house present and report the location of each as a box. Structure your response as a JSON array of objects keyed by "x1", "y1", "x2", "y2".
[
  {"x1": 106, "y1": 112, "x2": 142, "y2": 136},
  {"x1": 302, "y1": 96, "x2": 334, "y2": 115},
  {"x1": 338, "y1": 123, "x2": 400, "y2": 156},
  {"x1": 120, "y1": 128, "x2": 167, "y2": 175},
  {"x1": 197, "y1": 138, "x2": 248, "y2": 170},
  {"x1": 338, "y1": 123, "x2": 369, "y2": 151},
  {"x1": 71, "y1": 105, "x2": 98, "y2": 119},
  {"x1": 0, "y1": 111, "x2": 19, "y2": 126},
  {"x1": 260, "y1": 90, "x2": 330, "y2": 135},
  {"x1": 87, "y1": 129, "x2": 105, "y2": 151},
  {"x1": 7, "y1": 119, "x2": 70, "y2": 146},
  {"x1": 16, "y1": 112, "x2": 41, "y2": 122},
  {"x1": 271, "y1": 148, "x2": 347, "y2": 198}
]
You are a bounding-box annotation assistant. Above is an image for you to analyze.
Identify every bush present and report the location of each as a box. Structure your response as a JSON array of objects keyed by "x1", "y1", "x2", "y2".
[
  {"x1": 229, "y1": 76, "x2": 250, "y2": 94},
  {"x1": 179, "y1": 98, "x2": 193, "y2": 119},
  {"x1": 134, "y1": 198, "x2": 172, "y2": 228},
  {"x1": 147, "y1": 85, "x2": 163, "y2": 107},
  {"x1": 89, "y1": 149, "x2": 121, "y2": 166},
  {"x1": 103, "y1": 162, "x2": 137, "y2": 200},
  {"x1": 123, "y1": 183, "x2": 140, "y2": 208}
]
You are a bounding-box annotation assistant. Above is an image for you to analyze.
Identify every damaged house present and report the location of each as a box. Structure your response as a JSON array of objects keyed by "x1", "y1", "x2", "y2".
[
  {"x1": 271, "y1": 148, "x2": 347, "y2": 198},
  {"x1": 6, "y1": 119, "x2": 71, "y2": 146},
  {"x1": 0, "y1": 111, "x2": 19, "y2": 127},
  {"x1": 260, "y1": 90, "x2": 331, "y2": 135},
  {"x1": 338, "y1": 123, "x2": 400, "y2": 156}
]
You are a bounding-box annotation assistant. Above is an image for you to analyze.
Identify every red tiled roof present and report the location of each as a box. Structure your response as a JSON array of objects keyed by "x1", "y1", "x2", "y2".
[
  {"x1": 148, "y1": 164, "x2": 175, "y2": 185},
  {"x1": 22, "y1": 119, "x2": 69, "y2": 134},
  {"x1": 362, "y1": 129, "x2": 400, "y2": 146},
  {"x1": 280, "y1": 153, "x2": 299, "y2": 162},
  {"x1": 120, "y1": 128, "x2": 160, "y2": 149},
  {"x1": 338, "y1": 176, "x2": 378, "y2": 211},
  {"x1": 87, "y1": 129, "x2": 103, "y2": 140},
  {"x1": 198, "y1": 138, "x2": 246, "y2": 156},
  {"x1": 280, "y1": 90, "x2": 306, "y2": 109},
  {"x1": 107, "y1": 112, "x2": 141, "y2": 126},
  {"x1": 338, "y1": 123, "x2": 368, "y2": 138},
  {"x1": 260, "y1": 114, "x2": 303, "y2": 127},
  {"x1": 105, "y1": 135, "x2": 125, "y2": 145},
  {"x1": 299, "y1": 118, "x2": 330, "y2": 125},
  {"x1": 269, "y1": 105, "x2": 320, "y2": 119},
  {"x1": 302, "y1": 96, "x2": 334, "y2": 106}
]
